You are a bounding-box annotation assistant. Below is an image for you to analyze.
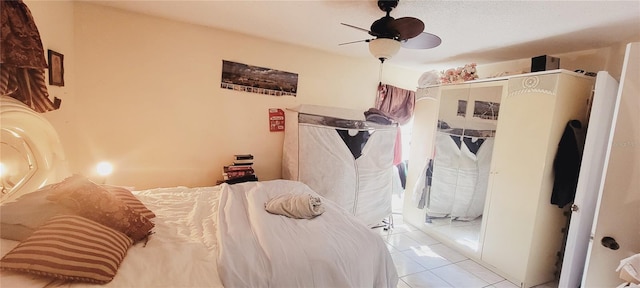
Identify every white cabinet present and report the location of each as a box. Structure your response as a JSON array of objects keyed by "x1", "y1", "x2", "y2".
[
  {"x1": 481, "y1": 72, "x2": 594, "y2": 287},
  {"x1": 403, "y1": 70, "x2": 595, "y2": 288}
]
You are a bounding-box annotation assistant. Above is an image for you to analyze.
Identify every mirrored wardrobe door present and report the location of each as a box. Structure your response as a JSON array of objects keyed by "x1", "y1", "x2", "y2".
[
  {"x1": 404, "y1": 87, "x2": 440, "y2": 224},
  {"x1": 425, "y1": 85, "x2": 469, "y2": 220},
  {"x1": 420, "y1": 82, "x2": 506, "y2": 257},
  {"x1": 464, "y1": 84, "x2": 504, "y2": 254}
]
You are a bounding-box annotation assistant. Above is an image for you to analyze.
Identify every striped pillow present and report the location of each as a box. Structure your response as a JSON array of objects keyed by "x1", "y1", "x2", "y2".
[
  {"x1": 101, "y1": 185, "x2": 156, "y2": 219},
  {"x1": 0, "y1": 215, "x2": 133, "y2": 284}
]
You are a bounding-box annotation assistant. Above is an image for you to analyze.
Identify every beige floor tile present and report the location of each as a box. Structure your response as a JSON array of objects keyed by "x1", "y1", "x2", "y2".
[
  {"x1": 403, "y1": 230, "x2": 440, "y2": 245},
  {"x1": 388, "y1": 216, "x2": 529, "y2": 288},
  {"x1": 456, "y1": 259, "x2": 504, "y2": 285},
  {"x1": 402, "y1": 246, "x2": 452, "y2": 270},
  {"x1": 430, "y1": 264, "x2": 490, "y2": 287},
  {"x1": 390, "y1": 252, "x2": 428, "y2": 277},
  {"x1": 384, "y1": 233, "x2": 424, "y2": 251},
  {"x1": 488, "y1": 280, "x2": 520, "y2": 288},
  {"x1": 401, "y1": 270, "x2": 454, "y2": 288},
  {"x1": 427, "y1": 243, "x2": 468, "y2": 263}
]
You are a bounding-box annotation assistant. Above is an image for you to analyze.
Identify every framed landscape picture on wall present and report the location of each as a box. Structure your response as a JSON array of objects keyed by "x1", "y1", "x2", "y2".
[{"x1": 220, "y1": 60, "x2": 298, "y2": 97}]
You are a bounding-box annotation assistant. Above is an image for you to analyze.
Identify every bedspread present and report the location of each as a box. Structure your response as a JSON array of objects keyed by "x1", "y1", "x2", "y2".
[
  {"x1": 0, "y1": 186, "x2": 225, "y2": 288},
  {"x1": 216, "y1": 180, "x2": 398, "y2": 288}
]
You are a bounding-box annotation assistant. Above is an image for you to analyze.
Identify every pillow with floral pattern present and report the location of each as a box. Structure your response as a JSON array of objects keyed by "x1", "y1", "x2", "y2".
[{"x1": 46, "y1": 174, "x2": 153, "y2": 242}]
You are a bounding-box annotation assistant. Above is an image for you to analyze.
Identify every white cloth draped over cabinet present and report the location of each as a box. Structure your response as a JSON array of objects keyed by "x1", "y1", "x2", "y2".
[{"x1": 283, "y1": 105, "x2": 397, "y2": 226}]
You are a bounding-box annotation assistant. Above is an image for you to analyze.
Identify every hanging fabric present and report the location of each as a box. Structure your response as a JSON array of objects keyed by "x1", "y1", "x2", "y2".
[
  {"x1": 374, "y1": 83, "x2": 415, "y2": 167},
  {"x1": 0, "y1": 0, "x2": 59, "y2": 112},
  {"x1": 374, "y1": 83, "x2": 415, "y2": 125}
]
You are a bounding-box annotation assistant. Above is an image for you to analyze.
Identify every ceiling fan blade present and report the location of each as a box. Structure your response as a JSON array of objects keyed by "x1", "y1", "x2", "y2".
[
  {"x1": 340, "y1": 23, "x2": 371, "y2": 34},
  {"x1": 389, "y1": 17, "x2": 424, "y2": 40},
  {"x1": 370, "y1": 16, "x2": 396, "y2": 38},
  {"x1": 401, "y1": 31, "x2": 442, "y2": 49},
  {"x1": 338, "y1": 39, "x2": 371, "y2": 46}
]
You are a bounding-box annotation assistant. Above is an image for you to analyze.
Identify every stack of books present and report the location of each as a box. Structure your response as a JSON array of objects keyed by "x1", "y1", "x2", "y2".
[{"x1": 223, "y1": 154, "x2": 258, "y2": 184}]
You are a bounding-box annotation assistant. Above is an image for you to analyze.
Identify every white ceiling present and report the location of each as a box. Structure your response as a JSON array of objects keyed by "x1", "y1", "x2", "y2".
[{"x1": 88, "y1": 0, "x2": 640, "y2": 71}]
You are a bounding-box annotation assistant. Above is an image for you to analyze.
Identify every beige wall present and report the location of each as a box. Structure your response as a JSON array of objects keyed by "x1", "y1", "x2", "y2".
[
  {"x1": 26, "y1": 0, "x2": 78, "y2": 177},
  {"x1": 476, "y1": 43, "x2": 636, "y2": 82},
  {"x1": 27, "y1": 1, "x2": 422, "y2": 189},
  {"x1": 25, "y1": 1, "x2": 636, "y2": 190}
]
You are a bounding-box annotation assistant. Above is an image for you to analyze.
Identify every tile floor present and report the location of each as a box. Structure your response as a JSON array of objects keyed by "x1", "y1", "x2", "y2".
[{"x1": 374, "y1": 214, "x2": 559, "y2": 288}]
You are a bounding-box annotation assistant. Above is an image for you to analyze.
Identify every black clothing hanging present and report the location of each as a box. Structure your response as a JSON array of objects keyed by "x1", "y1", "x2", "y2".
[{"x1": 551, "y1": 120, "x2": 586, "y2": 208}]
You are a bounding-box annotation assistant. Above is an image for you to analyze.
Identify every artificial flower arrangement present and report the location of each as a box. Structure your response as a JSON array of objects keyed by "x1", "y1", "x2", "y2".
[{"x1": 440, "y1": 63, "x2": 478, "y2": 84}]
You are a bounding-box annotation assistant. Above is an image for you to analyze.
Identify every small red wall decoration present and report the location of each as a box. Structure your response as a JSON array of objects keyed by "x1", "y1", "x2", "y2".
[{"x1": 269, "y1": 108, "x2": 285, "y2": 132}]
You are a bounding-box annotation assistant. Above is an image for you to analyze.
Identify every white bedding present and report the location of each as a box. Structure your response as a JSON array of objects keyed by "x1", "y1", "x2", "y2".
[
  {"x1": 1, "y1": 180, "x2": 398, "y2": 287},
  {"x1": 1, "y1": 186, "x2": 224, "y2": 288},
  {"x1": 217, "y1": 180, "x2": 398, "y2": 287}
]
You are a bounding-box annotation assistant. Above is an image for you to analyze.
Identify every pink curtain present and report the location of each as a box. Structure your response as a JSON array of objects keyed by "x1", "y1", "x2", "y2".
[
  {"x1": 374, "y1": 83, "x2": 415, "y2": 125},
  {"x1": 374, "y1": 83, "x2": 415, "y2": 166}
]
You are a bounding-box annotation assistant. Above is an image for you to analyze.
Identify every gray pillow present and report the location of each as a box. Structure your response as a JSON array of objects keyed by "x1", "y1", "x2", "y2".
[{"x1": 0, "y1": 185, "x2": 73, "y2": 241}]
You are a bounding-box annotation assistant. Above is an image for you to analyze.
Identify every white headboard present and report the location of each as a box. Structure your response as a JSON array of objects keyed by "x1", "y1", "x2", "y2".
[{"x1": 0, "y1": 96, "x2": 68, "y2": 203}]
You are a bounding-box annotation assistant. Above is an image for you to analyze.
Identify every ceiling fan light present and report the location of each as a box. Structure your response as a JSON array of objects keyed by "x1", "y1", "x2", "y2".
[{"x1": 369, "y1": 38, "x2": 401, "y2": 62}]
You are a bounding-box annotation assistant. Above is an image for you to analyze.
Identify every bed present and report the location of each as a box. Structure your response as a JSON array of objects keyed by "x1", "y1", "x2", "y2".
[{"x1": 0, "y1": 96, "x2": 398, "y2": 287}]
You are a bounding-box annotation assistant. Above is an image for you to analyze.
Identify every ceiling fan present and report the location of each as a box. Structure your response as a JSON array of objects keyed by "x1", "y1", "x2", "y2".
[{"x1": 341, "y1": 0, "x2": 442, "y2": 62}]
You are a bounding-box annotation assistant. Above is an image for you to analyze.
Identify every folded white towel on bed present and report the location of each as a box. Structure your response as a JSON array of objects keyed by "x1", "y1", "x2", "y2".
[{"x1": 264, "y1": 193, "x2": 325, "y2": 219}]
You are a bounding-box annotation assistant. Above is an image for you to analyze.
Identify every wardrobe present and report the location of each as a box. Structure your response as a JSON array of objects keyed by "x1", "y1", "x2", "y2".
[
  {"x1": 282, "y1": 105, "x2": 397, "y2": 226},
  {"x1": 404, "y1": 70, "x2": 595, "y2": 287}
]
